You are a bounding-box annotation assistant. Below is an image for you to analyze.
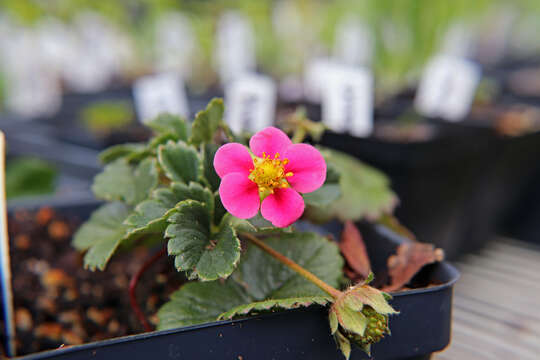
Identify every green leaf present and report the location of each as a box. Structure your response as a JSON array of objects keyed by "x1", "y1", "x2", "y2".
[
  {"x1": 123, "y1": 199, "x2": 173, "y2": 238},
  {"x1": 99, "y1": 143, "x2": 147, "y2": 164},
  {"x1": 334, "y1": 330, "x2": 352, "y2": 360},
  {"x1": 124, "y1": 182, "x2": 214, "y2": 239},
  {"x1": 92, "y1": 158, "x2": 158, "y2": 206},
  {"x1": 165, "y1": 200, "x2": 240, "y2": 281},
  {"x1": 147, "y1": 113, "x2": 189, "y2": 141},
  {"x1": 338, "y1": 305, "x2": 368, "y2": 336},
  {"x1": 157, "y1": 279, "x2": 250, "y2": 330},
  {"x1": 201, "y1": 143, "x2": 220, "y2": 191},
  {"x1": 233, "y1": 232, "x2": 343, "y2": 299},
  {"x1": 158, "y1": 231, "x2": 344, "y2": 330},
  {"x1": 318, "y1": 148, "x2": 398, "y2": 221},
  {"x1": 329, "y1": 311, "x2": 339, "y2": 335},
  {"x1": 72, "y1": 202, "x2": 130, "y2": 271},
  {"x1": 213, "y1": 192, "x2": 227, "y2": 225},
  {"x1": 303, "y1": 183, "x2": 341, "y2": 207},
  {"x1": 158, "y1": 141, "x2": 200, "y2": 183},
  {"x1": 189, "y1": 98, "x2": 224, "y2": 145},
  {"x1": 222, "y1": 213, "x2": 257, "y2": 233},
  {"x1": 219, "y1": 296, "x2": 331, "y2": 320}
]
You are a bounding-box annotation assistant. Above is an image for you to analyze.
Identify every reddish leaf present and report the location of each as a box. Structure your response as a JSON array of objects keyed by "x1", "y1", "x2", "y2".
[
  {"x1": 340, "y1": 221, "x2": 371, "y2": 280},
  {"x1": 383, "y1": 242, "x2": 444, "y2": 292}
]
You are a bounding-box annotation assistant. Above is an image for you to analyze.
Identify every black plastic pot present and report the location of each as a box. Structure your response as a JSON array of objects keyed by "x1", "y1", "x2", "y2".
[
  {"x1": 457, "y1": 101, "x2": 540, "y2": 248},
  {"x1": 1, "y1": 120, "x2": 100, "y2": 203},
  {"x1": 3, "y1": 89, "x2": 224, "y2": 151},
  {"x1": 41, "y1": 86, "x2": 150, "y2": 150},
  {"x1": 319, "y1": 120, "x2": 497, "y2": 260},
  {"x1": 4, "y1": 199, "x2": 459, "y2": 360}
]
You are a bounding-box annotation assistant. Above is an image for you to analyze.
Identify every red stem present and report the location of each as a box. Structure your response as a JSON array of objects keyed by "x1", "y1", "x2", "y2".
[{"x1": 129, "y1": 247, "x2": 167, "y2": 332}]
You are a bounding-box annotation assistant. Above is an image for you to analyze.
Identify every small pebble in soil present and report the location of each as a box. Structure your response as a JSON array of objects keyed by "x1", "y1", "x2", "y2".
[
  {"x1": 15, "y1": 308, "x2": 33, "y2": 331},
  {"x1": 41, "y1": 269, "x2": 74, "y2": 289},
  {"x1": 36, "y1": 208, "x2": 54, "y2": 225},
  {"x1": 48, "y1": 221, "x2": 71, "y2": 240},
  {"x1": 14, "y1": 234, "x2": 30, "y2": 250},
  {"x1": 59, "y1": 310, "x2": 81, "y2": 325},
  {"x1": 5, "y1": 207, "x2": 184, "y2": 356},
  {"x1": 62, "y1": 330, "x2": 83, "y2": 345},
  {"x1": 108, "y1": 320, "x2": 120, "y2": 334},
  {"x1": 35, "y1": 323, "x2": 63, "y2": 341},
  {"x1": 86, "y1": 307, "x2": 113, "y2": 327}
]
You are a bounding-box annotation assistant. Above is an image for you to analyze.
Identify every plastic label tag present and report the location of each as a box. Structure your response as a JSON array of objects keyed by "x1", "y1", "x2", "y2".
[
  {"x1": 333, "y1": 17, "x2": 373, "y2": 67},
  {"x1": 415, "y1": 55, "x2": 481, "y2": 122},
  {"x1": 0, "y1": 132, "x2": 16, "y2": 357},
  {"x1": 154, "y1": 12, "x2": 195, "y2": 77},
  {"x1": 3, "y1": 30, "x2": 61, "y2": 118},
  {"x1": 304, "y1": 58, "x2": 336, "y2": 103},
  {"x1": 322, "y1": 65, "x2": 373, "y2": 137},
  {"x1": 62, "y1": 12, "x2": 121, "y2": 92},
  {"x1": 225, "y1": 74, "x2": 276, "y2": 133},
  {"x1": 215, "y1": 12, "x2": 256, "y2": 84},
  {"x1": 133, "y1": 73, "x2": 189, "y2": 123}
]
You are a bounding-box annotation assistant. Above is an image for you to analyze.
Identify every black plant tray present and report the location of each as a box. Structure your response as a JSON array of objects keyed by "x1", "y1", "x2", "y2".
[
  {"x1": 2, "y1": 89, "x2": 224, "y2": 151},
  {"x1": 41, "y1": 86, "x2": 149, "y2": 150},
  {"x1": 319, "y1": 120, "x2": 497, "y2": 260},
  {"x1": 4, "y1": 199, "x2": 459, "y2": 360},
  {"x1": 1, "y1": 120, "x2": 102, "y2": 204}
]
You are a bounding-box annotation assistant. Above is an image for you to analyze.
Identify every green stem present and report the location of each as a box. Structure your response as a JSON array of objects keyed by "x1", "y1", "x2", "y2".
[
  {"x1": 291, "y1": 127, "x2": 307, "y2": 144},
  {"x1": 241, "y1": 232, "x2": 342, "y2": 299}
]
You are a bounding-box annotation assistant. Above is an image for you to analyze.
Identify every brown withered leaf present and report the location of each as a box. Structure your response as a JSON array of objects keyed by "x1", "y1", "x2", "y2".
[
  {"x1": 383, "y1": 242, "x2": 444, "y2": 292},
  {"x1": 340, "y1": 221, "x2": 371, "y2": 281}
]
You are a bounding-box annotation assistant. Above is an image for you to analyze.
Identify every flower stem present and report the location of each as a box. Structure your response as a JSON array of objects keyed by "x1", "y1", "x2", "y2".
[
  {"x1": 291, "y1": 127, "x2": 307, "y2": 144},
  {"x1": 241, "y1": 232, "x2": 342, "y2": 299},
  {"x1": 129, "y1": 247, "x2": 167, "y2": 332}
]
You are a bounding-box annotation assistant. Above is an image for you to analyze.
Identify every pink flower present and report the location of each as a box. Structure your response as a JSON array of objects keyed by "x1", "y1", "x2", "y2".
[{"x1": 214, "y1": 127, "x2": 327, "y2": 227}]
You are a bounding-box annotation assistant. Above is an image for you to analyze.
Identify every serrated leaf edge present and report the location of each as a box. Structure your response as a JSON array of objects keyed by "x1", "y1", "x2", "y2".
[{"x1": 218, "y1": 295, "x2": 332, "y2": 320}]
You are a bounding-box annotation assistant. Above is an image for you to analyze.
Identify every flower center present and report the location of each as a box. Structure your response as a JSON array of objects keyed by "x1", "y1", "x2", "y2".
[{"x1": 248, "y1": 152, "x2": 293, "y2": 195}]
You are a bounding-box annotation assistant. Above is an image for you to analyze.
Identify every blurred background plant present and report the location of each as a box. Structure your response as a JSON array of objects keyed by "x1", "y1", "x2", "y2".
[
  {"x1": 5, "y1": 157, "x2": 57, "y2": 199},
  {"x1": 3, "y1": 0, "x2": 540, "y2": 108}
]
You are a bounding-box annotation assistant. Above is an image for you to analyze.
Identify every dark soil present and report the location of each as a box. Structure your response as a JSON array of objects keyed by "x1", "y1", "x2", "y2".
[{"x1": 2, "y1": 207, "x2": 183, "y2": 356}]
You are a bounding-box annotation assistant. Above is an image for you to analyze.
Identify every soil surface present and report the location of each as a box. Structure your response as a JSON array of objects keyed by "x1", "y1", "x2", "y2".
[{"x1": 1, "y1": 207, "x2": 183, "y2": 356}]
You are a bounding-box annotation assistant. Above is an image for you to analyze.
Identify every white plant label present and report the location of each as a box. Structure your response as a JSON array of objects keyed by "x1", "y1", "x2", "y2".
[
  {"x1": 304, "y1": 58, "x2": 337, "y2": 103},
  {"x1": 0, "y1": 132, "x2": 16, "y2": 357},
  {"x1": 415, "y1": 55, "x2": 481, "y2": 122},
  {"x1": 2, "y1": 30, "x2": 61, "y2": 118},
  {"x1": 225, "y1": 74, "x2": 276, "y2": 133},
  {"x1": 63, "y1": 12, "x2": 126, "y2": 92},
  {"x1": 133, "y1": 73, "x2": 189, "y2": 123},
  {"x1": 154, "y1": 12, "x2": 195, "y2": 77},
  {"x1": 215, "y1": 12, "x2": 256, "y2": 84},
  {"x1": 322, "y1": 65, "x2": 373, "y2": 137},
  {"x1": 333, "y1": 17, "x2": 373, "y2": 67},
  {"x1": 441, "y1": 22, "x2": 474, "y2": 58}
]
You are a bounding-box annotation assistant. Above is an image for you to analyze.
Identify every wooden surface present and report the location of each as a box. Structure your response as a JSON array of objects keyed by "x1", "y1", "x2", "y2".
[{"x1": 434, "y1": 239, "x2": 540, "y2": 360}]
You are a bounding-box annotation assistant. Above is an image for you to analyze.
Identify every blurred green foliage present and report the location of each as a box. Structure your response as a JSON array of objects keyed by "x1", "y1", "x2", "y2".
[
  {"x1": 6, "y1": 157, "x2": 57, "y2": 199},
  {"x1": 1, "y1": 0, "x2": 540, "y2": 97},
  {"x1": 80, "y1": 100, "x2": 134, "y2": 135}
]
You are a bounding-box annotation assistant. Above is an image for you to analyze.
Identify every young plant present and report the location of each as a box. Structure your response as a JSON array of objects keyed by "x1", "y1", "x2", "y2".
[{"x1": 73, "y1": 98, "x2": 398, "y2": 358}]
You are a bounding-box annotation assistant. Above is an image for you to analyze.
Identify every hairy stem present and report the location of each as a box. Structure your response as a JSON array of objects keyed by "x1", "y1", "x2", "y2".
[
  {"x1": 291, "y1": 127, "x2": 307, "y2": 144},
  {"x1": 241, "y1": 232, "x2": 342, "y2": 299},
  {"x1": 129, "y1": 247, "x2": 167, "y2": 332}
]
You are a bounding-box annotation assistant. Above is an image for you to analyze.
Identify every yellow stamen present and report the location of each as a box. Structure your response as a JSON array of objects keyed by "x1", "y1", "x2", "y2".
[{"x1": 248, "y1": 152, "x2": 293, "y2": 196}]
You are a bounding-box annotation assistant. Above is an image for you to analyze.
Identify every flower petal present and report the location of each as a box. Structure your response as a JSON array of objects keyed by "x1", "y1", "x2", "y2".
[
  {"x1": 249, "y1": 127, "x2": 292, "y2": 158},
  {"x1": 219, "y1": 173, "x2": 260, "y2": 219},
  {"x1": 214, "y1": 143, "x2": 254, "y2": 178},
  {"x1": 284, "y1": 143, "x2": 326, "y2": 193},
  {"x1": 261, "y1": 188, "x2": 305, "y2": 227}
]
